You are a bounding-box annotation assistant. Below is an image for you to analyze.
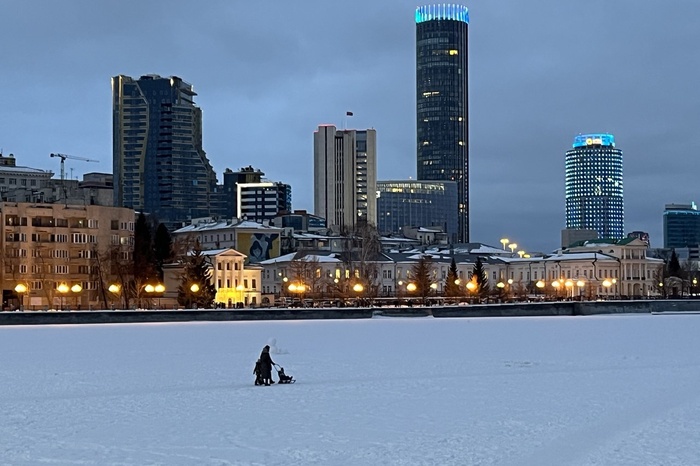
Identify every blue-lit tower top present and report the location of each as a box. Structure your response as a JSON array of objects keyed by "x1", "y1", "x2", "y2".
[
  {"x1": 565, "y1": 132, "x2": 624, "y2": 239},
  {"x1": 416, "y1": 4, "x2": 469, "y2": 23},
  {"x1": 572, "y1": 133, "x2": 615, "y2": 148}
]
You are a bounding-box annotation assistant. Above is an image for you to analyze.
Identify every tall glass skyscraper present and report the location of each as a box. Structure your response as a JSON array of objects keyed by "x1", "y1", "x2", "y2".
[
  {"x1": 416, "y1": 4, "x2": 469, "y2": 242},
  {"x1": 112, "y1": 74, "x2": 218, "y2": 230},
  {"x1": 565, "y1": 134, "x2": 624, "y2": 239}
]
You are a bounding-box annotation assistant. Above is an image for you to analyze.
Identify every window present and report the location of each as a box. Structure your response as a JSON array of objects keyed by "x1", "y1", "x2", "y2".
[
  {"x1": 252, "y1": 279, "x2": 257, "y2": 289},
  {"x1": 244, "y1": 279, "x2": 248, "y2": 289}
]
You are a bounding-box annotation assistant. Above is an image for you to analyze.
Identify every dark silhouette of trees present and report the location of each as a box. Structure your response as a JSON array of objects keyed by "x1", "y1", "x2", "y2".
[
  {"x1": 177, "y1": 240, "x2": 216, "y2": 309},
  {"x1": 444, "y1": 257, "x2": 462, "y2": 297},
  {"x1": 472, "y1": 257, "x2": 490, "y2": 298},
  {"x1": 154, "y1": 223, "x2": 173, "y2": 281},
  {"x1": 411, "y1": 255, "x2": 434, "y2": 302}
]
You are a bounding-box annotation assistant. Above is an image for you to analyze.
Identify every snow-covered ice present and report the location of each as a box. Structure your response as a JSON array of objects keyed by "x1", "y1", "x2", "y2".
[{"x1": 1, "y1": 313, "x2": 699, "y2": 465}]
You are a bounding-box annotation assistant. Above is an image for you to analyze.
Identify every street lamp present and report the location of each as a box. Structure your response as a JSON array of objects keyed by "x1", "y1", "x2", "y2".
[
  {"x1": 564, "y1": 279, "x2": 573, "y2": 299},
  {"x1": 552, "y1": 280, "x2": 561, "y2": 299},
  {"x1": 500, "y1": 238, "x2": 509, "y2": 250},
  {"x1": 57, "y1": 283, "x2": 70, "y2": 311},
  {"x1": 108, "y1": 284, "x2": 121, "y2": 310},
  {"x1": 190, "y1": 283, "x2": 200, "y2": 309},
  {"x1": 14, "y1": 283, "x2": 27, "y2": 311},
  {"x1": 535, "y1": 280, "x2": 545, "y2": 300},
  {"x1": 508, "y1": 243, "x2": 518, "y2": 254},
  {"x1": 144, "y1": 283, "x2": 165, "y2": 309},
  {"x1": 602, "y1": 279, "x2": 612, "y2": 299},
  {"x1": 576, "y1": 279, "x2": 586, "y2": 300},
  {"x1": 71, "y1": 284, "x2": 82, "y2": 310},
  {"x1": 517, "y1": 250, "x2": 525, "y2": 259}
]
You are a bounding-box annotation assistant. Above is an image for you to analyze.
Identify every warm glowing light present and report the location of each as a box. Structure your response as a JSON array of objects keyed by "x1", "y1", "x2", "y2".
[
  {"x1": 108, "y1": 284, "x2": 120, "y2": 293},
  {"x1": 236, "y1": 284, "x2": 244, "y2": 291},
  {"x1": 576, "y1": 280, "x2": 585, "y2": 288},
  {"x1": 552, "y1": 280, "x2": 561, "y2": 289},
  {"x1": 507, "y1": 278, "x2": 513, "y2": 285},
  {"x1": 154, "y1": 284, "x2": 165, "y2": 293},
  {"x1": 565, "y1": 280, "x2": 573, "y2": 289},
  {"x1": 144, "y1": 284, "x2": 155, "y2": 293},
  {"x1": 454, "y1": 279, "x2": 461, "y2": 285},
  {"x1": 288, "y1": 284, "x2": 297, "y2": 292},
  {"x1": 190, "y1": 284, "x2": 200, "y2": 293},
  {"x1": 517, "y1": 250, "x2": 525, "y2": 258},
  {"x1": 14, "y1": 284, "x2": 27, "y2": 294},
  {"x1": 496, "y1": 282, "x2": 505, "y2": 289},
  {"x1": 500, "y1": 238, "x2": 509, "y2": 250},
  {"x1": 536, "y1": 280, "x2": 545, "y2": 289},
  {"x1": 71, "y1": 284, "x2": 82, "y2": 293},
  {"x1": 466, "y1": 281, "x2": 476, "y2": 292},
  {"x1": 353, "y1": 283, "x2": 364, "y2": 293},
  {"x1": 57, "y1": 283, "x2": 70, "y2": 293},
  {"x1": 407, "y1": 283, "x2": 417, "y2": 292},
  {"x1": 602, "y1": 280, "x2": 612, "y2": 288},
  {"x1": 508, "y1": 243, "x2": 518, "y2": 253}
]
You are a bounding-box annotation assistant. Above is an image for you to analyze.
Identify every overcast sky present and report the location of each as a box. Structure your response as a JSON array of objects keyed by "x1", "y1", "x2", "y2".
[{"x1": 1, "y1": 0, "x2": 698, "y2": 253}]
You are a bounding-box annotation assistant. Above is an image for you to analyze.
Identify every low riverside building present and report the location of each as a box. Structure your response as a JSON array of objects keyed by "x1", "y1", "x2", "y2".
[
  {"x1": 258, "y1": 239, "x2": 664, "y2": 303},
  {"x1": 172, "y1": 218, "x2": 284, "y2": 264},
  {"x1": 163, "y1": 248, "x2": 262, "y2": 308},
  {"x1": 0, "y1": 201, "x2": 135, "y2": 310}
]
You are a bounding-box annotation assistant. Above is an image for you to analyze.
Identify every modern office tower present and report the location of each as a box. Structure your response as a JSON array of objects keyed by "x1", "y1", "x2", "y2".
[
  {"x1": 416, "y1": 4, "x2": 469, "y2": 242},
  {"x1": 376, "y1": 180, "x2": 458, "y2": 241},
  {"x1": 112, "y1": 74, "x2": 218, "y2": 230},
  {"x1": 664, "y1": 202, "x2": 700, "y2": 248},
  {"x1": 565, "y1": 134, "x2": 624, "y2": 239},
  {"x1": 313, "y1": 125, "x2": 377, "y2": 232},
  {"x1": 237, "y1": 181, "x2": 292, "y2": 223},
  {"x1": 221, "y1": 166, "x2": 265, "y2": 219}
]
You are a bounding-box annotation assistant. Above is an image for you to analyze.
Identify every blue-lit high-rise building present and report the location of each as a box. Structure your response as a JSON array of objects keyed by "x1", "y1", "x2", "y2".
[
  {"x1": 112, "y1": 74, "x2": 218, "y2": 230},
  {"x1": 664, "y1": 202, "x2": 700, "y2": 249},
  {"x1": 565, "y1": 134, "x2": 624, "y2": 239},
  {"x1": 377, "y1": 180, "x2": 458, "y2": 240},
  {"x1": 416, "y1": 4, "x2": 469, "y2": 243}
]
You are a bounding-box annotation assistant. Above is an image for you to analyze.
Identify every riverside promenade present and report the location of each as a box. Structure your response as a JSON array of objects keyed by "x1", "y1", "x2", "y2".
[{"x1": 0, "y1": 300, "x2": 698, "y2": 326}]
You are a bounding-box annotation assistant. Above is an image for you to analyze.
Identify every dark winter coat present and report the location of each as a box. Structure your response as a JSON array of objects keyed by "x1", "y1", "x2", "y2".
[{"x1": 259, "y1": 347, "x2": 274, "y2": 379}]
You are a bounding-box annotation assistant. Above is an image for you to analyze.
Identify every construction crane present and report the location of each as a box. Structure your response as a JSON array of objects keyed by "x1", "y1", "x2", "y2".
[{"x1": 49, "y1": 153, "x2": 99, "y2": 182}]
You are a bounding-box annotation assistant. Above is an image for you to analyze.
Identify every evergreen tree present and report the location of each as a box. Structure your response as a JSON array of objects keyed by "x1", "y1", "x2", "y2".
[
  {"x1": 668, "y1": 249, "x2": 682, "y2": 278},
  {"x1": 133, "y1": 212, "x2": 158, "y2": 284},
  {"x1": 472, "y1": 257, "x2": 490, "y2": 298},
  {"x1": 444, "y1": 257, "x2": 462, "y2": 297},
  {"x1": 410, "y1": 256, "x2": 434, "y2": 302},
  {"x1": 177, "y1": 240, "x2": 216, "y2": 308},
  {"x1": 154, "y1": 223, "x2": 173, "y2": 281}
]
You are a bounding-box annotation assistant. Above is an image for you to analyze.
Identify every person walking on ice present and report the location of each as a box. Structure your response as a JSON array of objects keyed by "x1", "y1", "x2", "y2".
[{"x1": 259, "y1": 345, "x2": 275, "y2": 386}]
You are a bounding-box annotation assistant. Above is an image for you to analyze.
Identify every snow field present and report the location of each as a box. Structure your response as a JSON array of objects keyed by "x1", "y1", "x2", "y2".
[{"x1": 0, "y1": 314, "x2": 699, "y2": 465}]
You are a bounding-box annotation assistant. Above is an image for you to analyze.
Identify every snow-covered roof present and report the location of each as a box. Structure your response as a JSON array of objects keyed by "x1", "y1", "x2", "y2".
[
  {"x1": 174, "y1": 219, "x2": 282, "y2": 234},
  {"x1": 258, "y1": 252, "x2": 297, "y2": 265}
]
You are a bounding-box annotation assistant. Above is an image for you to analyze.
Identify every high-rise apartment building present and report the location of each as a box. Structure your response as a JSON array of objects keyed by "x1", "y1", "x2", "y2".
[
  {"x1": 313, "y1": 125, "x2": 377, "y2": 232},
  {"x1": 237, "y1": 182, "x2": 292, "y2": 223},
  {"x1": 112, "y1": 74, "x2": 218, "y2": 230},
  {"x1": 565, "y1": 134, "x2": 624, "y2": 239},
  {"x1": 376, "y1": 180, "x2": 458, "y2": 241},
  {"x1": 416, "y1": 4, "x2": 469, "y2": 242},
  {"x1": 222, "y1": 166, "x2": 265, "y2": 219},
  {"x1": 664, "y1": 202, "x2": 700, "y2": 249}
]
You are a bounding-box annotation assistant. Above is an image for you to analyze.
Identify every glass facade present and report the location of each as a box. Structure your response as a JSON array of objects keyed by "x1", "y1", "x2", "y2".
[
  {"x1": 376, "y1": 180, "x2": 458, "y2": 241},
  {"x1": 664, "y1": 203, "x2": 700, "y2": 248},
  {"x1": 565, "y1": 134, "x2": 624, "y2": 239},
  {"x1": 112, "y1": 75, "x2": 218, "y2": 230},
  {"x1": 416, "y1": 5, "x2": 469, "y2": 242}
]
